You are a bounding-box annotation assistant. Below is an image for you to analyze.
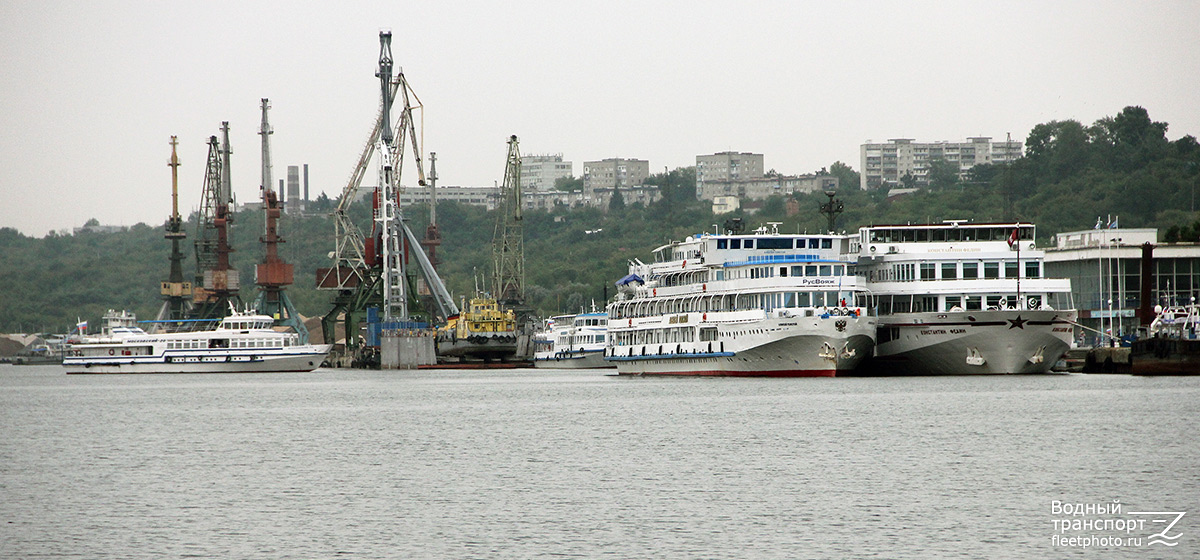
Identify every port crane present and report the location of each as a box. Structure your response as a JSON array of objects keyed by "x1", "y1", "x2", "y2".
[
  {"x1": 316, "y1": 31, "x2": 457, "y2": 362},
  {"x1": 151, "y1": 136, "x2": 194, "y2": 330},
  {"x1": 192, "y1": 125, "x2": 241, "y2": 322},
  {"x1": 493, "y1": 135, "x2": 525, "y2": 311},
  {"x1": 252, "y1": 98, "x2": 308, "y2": 342}
]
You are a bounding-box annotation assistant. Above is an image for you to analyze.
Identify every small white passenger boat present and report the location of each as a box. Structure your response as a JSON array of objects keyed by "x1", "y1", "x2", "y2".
[{"x1": 63, "y1": 309, "x2": 331, "y2": 374}]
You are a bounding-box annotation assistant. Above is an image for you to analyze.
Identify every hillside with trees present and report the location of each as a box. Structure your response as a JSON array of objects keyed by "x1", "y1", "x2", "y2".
[{"x1": 2, "y1": 106, "x2": 1197, "y2": 334}]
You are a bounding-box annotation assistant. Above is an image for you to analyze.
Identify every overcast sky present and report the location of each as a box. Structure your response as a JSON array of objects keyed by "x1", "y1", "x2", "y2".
[{"x1": 2, "y1": 1, "x2": 1198, "y2": 236}]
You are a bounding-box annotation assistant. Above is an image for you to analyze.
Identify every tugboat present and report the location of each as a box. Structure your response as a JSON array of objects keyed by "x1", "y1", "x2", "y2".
[
  {"x1": 435, "y1": 296, "x2": 519, "y2": 362},
  {"x1": 1129, "y1": 304, "x2": 1200, "y2": 374}
]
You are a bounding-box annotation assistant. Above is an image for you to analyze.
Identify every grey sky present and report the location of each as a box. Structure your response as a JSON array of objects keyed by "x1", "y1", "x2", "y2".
[{"x1": 2, "y1": 1, "x2": 1198, "y2": 236}]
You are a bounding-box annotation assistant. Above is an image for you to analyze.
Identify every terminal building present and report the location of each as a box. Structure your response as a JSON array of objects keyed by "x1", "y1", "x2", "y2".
[{"x1": 1044, "y1": 227, "x2": 1200, "y2": 346}]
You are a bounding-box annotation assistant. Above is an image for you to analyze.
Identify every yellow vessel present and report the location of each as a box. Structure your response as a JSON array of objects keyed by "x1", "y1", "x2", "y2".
[{"x1": 436, "y1": 296, "x2": 519, "y2": 361}]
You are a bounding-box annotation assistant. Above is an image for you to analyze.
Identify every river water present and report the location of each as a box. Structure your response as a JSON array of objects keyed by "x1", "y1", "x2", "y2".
[{"x1": 1, "y1": 364, "x2": 1196, "y2": 558}]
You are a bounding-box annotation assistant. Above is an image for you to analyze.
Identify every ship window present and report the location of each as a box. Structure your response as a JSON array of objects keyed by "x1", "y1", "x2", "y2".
[
  {"x1": 963, "y1": 262, "x2": 978, "y2": 279},
  {"x1": 797, "y1": 292, "x2": 810, "y2": 307},
  {"x1": 941, "y1": 262, "x2": 957, "y2": 280},
  {"x1": 984, "y1": 262, "x2": 1000, "y2": 279},
  {"x1": 779, "y1": 267, "x2": 788, "y2": 277},
  {"x1": 822, "y1": 239, "x2": 832, "y2": 249},
  {"x1": 757, "y1": 238, "x2": 792, "y2": 250},
  {"x1": 931, "y1": 229, "x2": 946, "y2": 242},
  {"x1": 1026, "y1": 261, "x2": 1040, "y2": 278},
  {"x1": 809, "y1": 239, "x2": 820, "y2": 249},
  {"x1": 966, "y1": 296, "x2": 982, "y2": 310},
  {"x1": 834, "y1": 265, "x2": 844, "y2": 277},
  {"x1": 744, "y1": 239, "x2": 754, "y2": 249},
  {"x1": 945, "y1": 296, "x2": 962, "y2": 311},
  {"x1": 1005, "y1": 261, "x2": 1019, "y2": 278},
  {"x1": 805, "y1": 265, "x2": 817, "y2": 276},
  {"x1": 917, "y1": 296, "x2": 937, "y2": 312},
  {"x1": 730, "y1": 239, "x2": 741, "y2": 249},
  {"x1": 921, "y1": 263, "x2": 936, "y2": 280},
  {"x1": 717, "y1": 239, "x2": 728, "y2": 249},
  {"x1": 819, "y1": 265, "x2": 832, "y2": 276},
  {"x1": 987, "y1": 295, "x2": 1003, "y2": 309},
  {"x1": 916, "y1": 230, "x2": 929, "y2": 242}
]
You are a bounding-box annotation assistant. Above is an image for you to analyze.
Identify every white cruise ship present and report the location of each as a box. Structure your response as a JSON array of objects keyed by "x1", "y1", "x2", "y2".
[
  {"x1": 855, "y1": 221, "x2": 1077, "y2": 374},
  {"x1": 533, "y1": 311, "x2": 614, "y2": 369},
  {"x1": 63, "y1": 309, "x2": 331, "y2": 374},
  {"x1": 605, "y1": 223, "x2": 876, "y2": 376}
]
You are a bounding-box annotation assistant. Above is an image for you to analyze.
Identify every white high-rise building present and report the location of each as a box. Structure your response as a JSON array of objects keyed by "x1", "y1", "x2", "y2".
[
  {"x1": 696, "y1": 152, "x2": 764, "y2": 199},
  {"x1": 582, "y1": 158, "x2": 650, "y2": 194},
  {"x1": 859, "y1": 137, "x2": 1023, "y2": 190},
  {"x1": 520, "y1": 154, "x2": 573, "y2": 192}
]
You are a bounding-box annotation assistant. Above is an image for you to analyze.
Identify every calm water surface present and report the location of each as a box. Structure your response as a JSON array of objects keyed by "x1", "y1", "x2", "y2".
[{"x1": 1, "y1": 364, "x2": 1197, "y2": 558}]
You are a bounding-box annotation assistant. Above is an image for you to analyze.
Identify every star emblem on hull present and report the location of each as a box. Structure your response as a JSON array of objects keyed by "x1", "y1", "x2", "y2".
[{"x1": 1007, "y1": 315, "x2": 1027, "y2": 329}]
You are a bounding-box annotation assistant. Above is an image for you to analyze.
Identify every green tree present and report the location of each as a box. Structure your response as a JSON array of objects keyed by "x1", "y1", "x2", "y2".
[
  {"x1": 608, "y1": 189, "x2": 625, "y2": 211},
  {"x1": 927, "y1": 157, "x2": 959, "y2": 191},
  {"x1": 828, "y1": 161, "x2": 860, "y2": 190},
  {"x1": 554, "y1": 175, "x2": 584, "y2": 191}
]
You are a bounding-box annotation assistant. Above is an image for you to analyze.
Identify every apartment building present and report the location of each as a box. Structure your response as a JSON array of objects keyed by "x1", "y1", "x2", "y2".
[
  {"x1": 860, "y1": 137, "x2": 1023, "y2": 189},
  {"x1": 520, "y1": 154, "x2": 573, "y2": 192},
  {"x1": 696, "y1": 152, "x2": 764, "y2": 199},
  {"x1": 582, "y1": 158, "x2": 650, "y2": 195}
]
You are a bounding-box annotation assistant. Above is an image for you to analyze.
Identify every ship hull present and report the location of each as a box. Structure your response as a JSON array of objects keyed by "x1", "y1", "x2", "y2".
[
  {"x1": 534, "y1": 349, "x2": 612, "y2": 369},
  {"x1": 436, "y1": 334, "x2": 518, "y2": 362},
  {"x1": 866, "y1": 309, "x2": 1076, "y2": 375},
  {"x1": 609, "y1": 314, "x2": 876, "y2": 377},
  {"x1": 64, "y1": 347, "x2": 331, "y2": 374},
  {"x1": 1129, "y1": 337, "x2": 1200, "y2": 375}
]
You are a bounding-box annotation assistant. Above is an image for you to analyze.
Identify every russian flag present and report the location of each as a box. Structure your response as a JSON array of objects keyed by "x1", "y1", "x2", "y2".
[{"x1": 75, "y1": 321, "x2": 87, "y2": 332}]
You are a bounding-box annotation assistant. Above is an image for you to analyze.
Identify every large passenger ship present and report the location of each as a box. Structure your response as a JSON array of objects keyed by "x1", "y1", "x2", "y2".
[
  {"x1": 855, "y1": 221, "x2": 1076, "y2": 374},
  {"x1": 605, "y1": 223, "x2": 876, "y2": 376},
  {"x1": 63, "y1": 309, "x2": 331, "y2": 374}
]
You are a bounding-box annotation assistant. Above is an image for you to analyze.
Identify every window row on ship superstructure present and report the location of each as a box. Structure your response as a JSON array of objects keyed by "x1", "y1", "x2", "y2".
[
  {"x1": 653, "y1": 262, "x2": 853, "y2": 288},
  {"x1": 864, "y1": 225, "x2": 1034, "y2": 244},
  {"x1": 557, "y1": 334, "x2": 606, "y2": 345},
  {"x1": 165, "y1": 338, "x2": 295, "y2": 350},
  {"x1": 865, "y1": 260, "x2": 1042, "y2": 282},
  {"x1": 611, "y1": 290, "x2": 861, "y2": 320},
  {"x1": 872, "y1": 292, "x2": 1072, "y2": 314},
  {"x1": 712, "y1": 237, "x2": 836, "y2": 250}
]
